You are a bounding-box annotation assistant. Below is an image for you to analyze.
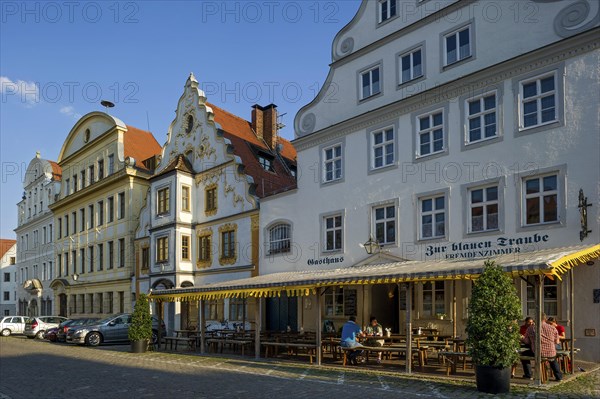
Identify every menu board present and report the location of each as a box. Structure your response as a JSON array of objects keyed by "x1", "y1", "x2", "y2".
[{"x1": 344, "y1": 289, "x2": 357, "y2": 316}]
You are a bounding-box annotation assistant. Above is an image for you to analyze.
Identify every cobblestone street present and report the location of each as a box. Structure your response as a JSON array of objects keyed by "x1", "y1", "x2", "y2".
[{"x1": 1, "y1": 337, "x2": 599, "y2": 399}]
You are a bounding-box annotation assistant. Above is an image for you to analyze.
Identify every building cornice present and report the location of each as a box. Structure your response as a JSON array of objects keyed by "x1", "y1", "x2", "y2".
[{"x1": 293, "y1": 29, "x2": 599, "y2": 151}]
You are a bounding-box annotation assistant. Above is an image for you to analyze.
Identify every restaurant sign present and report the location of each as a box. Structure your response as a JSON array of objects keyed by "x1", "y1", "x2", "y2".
[
  {"x1": 425, "y1": 233, "x2": 550, "y2": 259},
  {"x1": 307, "y1": 256, "x2": 344, "y2": 266}
]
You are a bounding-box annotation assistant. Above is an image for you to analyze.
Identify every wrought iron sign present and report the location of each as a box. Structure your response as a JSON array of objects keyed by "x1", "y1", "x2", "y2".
[{"x1": 578, "y1": 189, "x2": 592, "y2": 241}]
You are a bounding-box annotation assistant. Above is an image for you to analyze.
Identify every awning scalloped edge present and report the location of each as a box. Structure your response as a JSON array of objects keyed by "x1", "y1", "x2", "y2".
[{"x1": 547, "y1": 244, "x2": 600, "y2": 280}]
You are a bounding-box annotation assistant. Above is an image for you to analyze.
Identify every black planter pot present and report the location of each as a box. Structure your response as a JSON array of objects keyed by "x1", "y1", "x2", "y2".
[
  {"x1": 475, "y1": 365, "x2": 511, "y2": 394},
  {"x1": 130, "y1": 339, "x2": 148, "y2": 353}
]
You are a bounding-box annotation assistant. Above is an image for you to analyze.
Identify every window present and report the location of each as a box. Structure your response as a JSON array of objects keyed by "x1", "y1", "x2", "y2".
[
  {"x1": 4, "y1": 291, "x2": 11, "y2": 301},
  {"x1": 181, "y1": 186, "x2": 190, "y2": 212},
  {"x1": 258, "y1": 155, "x2": 273, "y2": 171},
  {"x1": 88, "y1": 204, "x2": 94, "y2": 229},
  {"x1": 97, "y1": 243, "x2": 103, "y2": 271},
  {"x1": 65, "y1": 178, "x2": 70, "y2": 195},
  {"x1": 98, "y1": 200, "x2": 104, "y2": 225},
  {"x1": 98, "y1": 159, "x2": 104, "y2": 179},
  {"x1": 269, "y1": 224, "x2": 291, "y2": 255},
  {"x1": 157, "y1": 187, "x2": 170, "y2": 215},
  {"x1": 97, "y1": 293, "x2": 104, "y2": 314},
  {"x1": 323, "y1": 144, "x2": 342, "y2": 183},
  {"x1": 444, "y1": 25, "x2": 471, "y2": 66},
  {"x1": 420, "y1": 195, "x2": 446, "y2": 239},
  {"x1": 523, "y1": 174, "x2": 558, "y2": 225},
  {"x1": 373, "y1": 204, "x2": 396, "y2": 245},
  {"x1": 58, "y1": 217, "x2": 62, "y2": 238},
  {"x1": 80, "y1": 208, "x2": 85, "y2": 232},
  {"x1": 221, "y1": 230, "x2": 235, "y2": 259},
  {"x1": 43, "y1": 226, "x2": 47, "y2": 244},
  {"x1": 49, "y1": 224, "x2": 53, "y2": 241},
  {"x1": 360, "y1": 66, "x2": 380, "y2": 100},
  {"x1": 89, "y1": 246, "x2": 94, "y2": 273},
  {"x1": 466, "y1": 92, "x2": 497, "y2": 143},
  {"x1": 73, "y1": 174, "x2": 78, "y2": 192},
  {"x1": 324, "y1": 287, "x2": 356, "y2": 317},
  {"x1": 198, "y1": 235, "x2": 211, "y2": 263},
  {"x1": 80, "y1": 170, "x2": 86, "y2": 188},
  {"x1": 119, "y1": 291, "x2": 124, "y2": 313},
  {"x1": 108, "y1": 154, "x2": 115, "y2": 175},
  {"x1": 204, "y1": 300, "x2": 223, "y2": 320},
  {"x1": 3, "y1": 273, "x2": 9, "y2": 282},
  {"x1": 229, "y1": 298, "x2": 245, "y2": 321},
  {"x1": 181, "y1": 235, "x2": 190, "y2": 260},
  {"x1": 468, "y1": 185, "x2": 499, "y2": 233},
  {"x1": 48, "y1": 261, "x2": 53, "y2": 280},
  {"x1": 205, "y1": 186, "x2": 217, "y2": 213},
  {"x1": 79, "y1": 249, "x2": 85, "y2": 274},
  {"x1": 118, "y1": 192, "x2": 125, "y2": 219},
  {"x1": 400, "y1": 48, "x2": 423, "y2": 84},
  {"x1": 323, "y1": 214, "x2": 343, "y2": 252},
  {"x1": 371, "y1": 128, "x2": 395, "y2": 169},
  {"x1": 520, "y1": 73, "x2": 557, "y2": 129},
  {"x1": 378, "y1": 0, "x2": 396, "y2": 23},
  {"x1": 88, "y1": 293, "x2": 94, "y2": 314},
  {"x1": 108, "y1": 241, "x2": 114, "y2": 269},
  {"x1": 65, "y1": 215, "x2": 69, "y2": 236},
  {"x1": 106, "y1": 292, "x2": 114, "y2": 314},
  {"x1": 57, "y1": 254, "x2": 62, "y2": 277},
  {"x1": 71, "y1": 251, "x2": 76, "y2": 276},
  {"x1": 118, "y1": 238, "x2": 125, "y2": 268},
  {"x1": 107, "y1": 196, "x2": 114, "y2": 223},
  {"x1": 526, "y1": 276, "x2": 558, "y2": 316},
  {"x1": 89, "y1": 165, "x2": 95, "y2": 184},
  {"x1": 141, "y1": 247, "x2": 149, "y2": 270},
  {"x1": 72, "y1": 212, "x2": 77, "y2": 234},
  {"x1": 423, "y1": 281, "x2": 445, "y2": 317},
  {"x1": 417, "y1": 111, "x2": 444, "y2": 157},
  {"x1": 157, "y1": 237, "x2": 169, "y2": 262}
]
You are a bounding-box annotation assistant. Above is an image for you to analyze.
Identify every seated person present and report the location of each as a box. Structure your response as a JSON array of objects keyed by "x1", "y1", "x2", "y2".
[
  {"x1": 364, "y1": 316, "x2": 385, "y2": 364},
  {"x1": 547, "y1": 317, "x2": 566, "y2": 349},
  {"x1": 340, "y1": 316, "x2": 364, "y2": 365},
  {"x1": 521, "y1": 313, "x2": 563, "y2": 381}
]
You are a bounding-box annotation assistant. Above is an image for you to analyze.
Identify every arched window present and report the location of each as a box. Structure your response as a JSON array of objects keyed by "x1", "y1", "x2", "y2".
[{"x1": 269, "y1": 223, "x2": 291, "y2": 254}]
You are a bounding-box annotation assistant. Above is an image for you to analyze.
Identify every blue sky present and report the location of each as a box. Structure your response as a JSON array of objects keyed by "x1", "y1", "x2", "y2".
[{"x1": 0, "y1": 0, "x2": 361, "y2": 238}]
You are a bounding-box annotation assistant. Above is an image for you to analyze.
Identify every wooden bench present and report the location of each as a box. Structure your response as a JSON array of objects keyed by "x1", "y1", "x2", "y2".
[
  {"x1": 163, "y1": 336, "x2": 194, "y2": 351},
  {"x1": 519, "y1": 355, "x2": 561, "y2": 383},
  {"x1": 262, "y1": 342, "x2": 318, "y2": 364},
  {"x1": 438, "y1": 351, "x2": 471, "y2": 375},
  {"x1": 339, "y1": 345, "x2": 426, "y2": 367}
]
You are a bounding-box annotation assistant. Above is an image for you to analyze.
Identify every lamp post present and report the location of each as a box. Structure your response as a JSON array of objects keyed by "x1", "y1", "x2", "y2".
[
  {"x1": 363, "y1": 235, "x2": 381, "y2": 255},
  {"x1": 71, "y1": 273, "x2": 80, "y2": 282}
]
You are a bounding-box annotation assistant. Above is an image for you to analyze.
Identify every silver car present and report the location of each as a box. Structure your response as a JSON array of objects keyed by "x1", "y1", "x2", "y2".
[
  {"x1": 0, "y1": 316, "x2": 27, "y2": 336},
  {"x1": 68, "y1": 313, "x2": 165, "y2": 346},
  {"x1": 24, "y1": 316, "x2": 68, "y2": 339}
]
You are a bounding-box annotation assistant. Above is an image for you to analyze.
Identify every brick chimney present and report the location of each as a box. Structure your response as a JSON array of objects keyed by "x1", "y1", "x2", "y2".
[{"x1": 251, "y1": 104, "x2": 278, "y2": 150}]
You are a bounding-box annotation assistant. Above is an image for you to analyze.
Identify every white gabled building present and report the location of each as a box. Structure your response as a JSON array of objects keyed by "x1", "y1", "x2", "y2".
[
  {"x1": 260, "y1": 1, "x2": 600, "y2": 361},
  {"x1": 14, "y1": 153, "x2": 62, "y2": 316},
  {"x1": 136, "y1": 74, "x2": 296, "y2": 333},
  {"x1": 0, "y1": 240, "x2": 17, "y2": 316}
]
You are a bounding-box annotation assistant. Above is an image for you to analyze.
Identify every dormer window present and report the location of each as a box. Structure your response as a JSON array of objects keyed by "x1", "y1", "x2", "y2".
[
  {"x1": 378, "y1": 0, "x2": 397, "y2": 23},
  {"x1": 258, "y1": 154, "x2": 274, "y2": 171}
]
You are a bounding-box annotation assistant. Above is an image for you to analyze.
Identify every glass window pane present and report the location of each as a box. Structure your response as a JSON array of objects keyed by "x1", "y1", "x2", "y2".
[
  {"x1": 386, "y1": 206, "x2": 395, "y2": 218},
  {"x1": 540, "y1": 76, "x2": 554, "y2": 93},
  {"x1": 523, "y1": 82, "x2": 537, "y2": 98},
  {"x1": 375, "y1": 208, "x2": 384, "y2": 220},
  {"x1": 468, "y1": 100, "x2": 480, "y2": 115},
  {"x1": 446, "y1": 35, "x2": 457, "y2": 63},
  {"x1": 335, "y1": 146, "x2": 341, "y2": 157},
  {"x1": 484, "y1": 95, "x2": 495, "y2": 110},
  {"x1": 419, "y1": 116, "x2": 429, "y2": 131},
  {"x1": 385, "y1": 129, "x2": 394, "y2": 141},
  {"x1": 525, "y1": 178, "x2": 540, "y2": 194},
  {"x1": 387, "y1": 221, "x2": 395, "y2": 242},
  {"x1": 471, "y1": 189, "x2": 483, "y2": 203},
  {"x1": 433, "y1": 113, "x2": 443, "y2": 126},
  {"x1": 374, "y1": 132, "x2": 383, "y2": 145},
  {"x1": 543, "y1": 175, "x2": 557, "y2": 192},
  {"x1": 543, "y1": 194, "x2": 558, "y2": 221},
  {"x1": 526, "y1": 197, "x2": 540, "y2": 224},
  {"x1": 434, "y1": 196, "x2": 445, "y2": 210},
  {"x1": 421, "y1": 199, "x2": 432, "y2": 212},
  {"x1": 486, "y1": 186, "x2": 498, "y2": 201}
]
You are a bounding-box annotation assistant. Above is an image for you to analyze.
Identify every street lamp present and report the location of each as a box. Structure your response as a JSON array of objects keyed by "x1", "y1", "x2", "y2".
[
  {"x1": 71, "y1": 273, "x2": 80, "y2": 282},
  {"x1": 362, "y1": 235, "x2": 381, "y2": 255}
]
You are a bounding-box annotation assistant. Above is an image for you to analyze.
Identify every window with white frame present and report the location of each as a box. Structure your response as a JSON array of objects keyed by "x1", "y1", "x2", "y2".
[
  {"x1": 323, "y1": 144, "x2": 342, "y2": 183},
  {"x1": 323, "y1": 214, "x2": 343, "y2": 252},
  {"x1": 221, "y1": 230, "x2": 236, "y2": 259},
  {"x1": 523, "y1": 173, "x2": 559, "y2": 225},
  {"x1": 268, "y1": 223, "x2": 291, "y2": 255},
  {"x1": 422, "y1": 281, "x2": 445, "y2": 317},
  {"x1": 181, "y1": 186, "x2": 190, "y2": 212},
  {"x1": 520, "y1": 72, "x2": 557, "y2": 129},
  {"x1": 157, "y1": 187, "x2": 170, "y2": 215},
  {"x1": 468, "y1": 185, "x2": 499, "y2": 233},
  {"x1": 400, "y1": 48, "x2": 423, "y2": 84},
  {"x1": 360, "y1": 66, "x2": 380, "y2": 100},
  {"x1": 324, "y1": 287, "x2": 356, "y2": 316},
  {"x1": 373, "y1": 204, "x2": 396, "y2": 245},
  {"x1": 229, "y1": 298, "x2": 245, "y2": 321},
  {"x1": 378, "y1": 0, "x2": 397, "y2": 23},
  {"x1": 466, "y1": 92, "x2": 497, "y2": 143},
  {"x1": 198, "y1": 234, "x2": 211, "y2": 263},
  {"x1": 181, "y1": 235, "x2": 190, "y2": 260},
  {"x1": 526, "y1": 276, "x2": 557, "y2": 316},
  {"x1": 444, "y1": 25, "x2": 471, "y2": 66},
  {"x1": 417, "y1": 111, "x2": 444, "y2": 157},
  {"x1": 420, "y1": 195, "x2": 446, "y2": 239},
  {"x1": 372, "y1": 128, "x2": 395, "y2": 169}
]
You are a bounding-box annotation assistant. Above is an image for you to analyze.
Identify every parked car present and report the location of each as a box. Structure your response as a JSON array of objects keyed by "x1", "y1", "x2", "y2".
[
  {"x1": 24, "y1": 316, "x2": 68, "y2": 339},
  {"x1": 0, "y1": 316, "x2": 27, "y2": 336},
  {"x1": 57, "y1": 318, "x2": 99, "y2": 342},
  {"x1": 67, "y1": 313, "x2": 165, "y2": 347},
  {"x1": 44, "y1": 327, "x2": 59, "y2": 342}
]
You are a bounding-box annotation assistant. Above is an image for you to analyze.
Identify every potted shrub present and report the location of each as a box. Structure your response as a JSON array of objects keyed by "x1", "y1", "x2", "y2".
[
  {"x1": 466, "y1": 261, "x2": 522, "y2": 394},
  {"x1": 129, "y1": 293, "x2": 153, "y2": 353}
]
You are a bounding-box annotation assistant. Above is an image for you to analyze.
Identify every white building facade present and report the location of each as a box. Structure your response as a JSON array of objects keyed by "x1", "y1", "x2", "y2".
[
  {"x1": 0, "y1": 240, "x2": 17, "y2": 316},
  {"x1": 260, "y1": 1, "x2": 600, "y2": 361},
  {"x1": 14, "y1": 153, "x2": 61, "y2": 316}
]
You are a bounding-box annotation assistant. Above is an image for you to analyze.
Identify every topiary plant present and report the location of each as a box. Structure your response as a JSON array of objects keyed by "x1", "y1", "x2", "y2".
[
  {"x1": 466, "y1": 260, "x2": 522, "y2": 368},
  {"x1": 129, "y1": 293, "x2": 153, "y2": 342}
]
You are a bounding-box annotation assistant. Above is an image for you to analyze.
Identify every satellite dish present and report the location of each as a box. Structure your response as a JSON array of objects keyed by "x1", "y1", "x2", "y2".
[{"x1": 100, "y1": 100, "x2": 115, "y2": 108}]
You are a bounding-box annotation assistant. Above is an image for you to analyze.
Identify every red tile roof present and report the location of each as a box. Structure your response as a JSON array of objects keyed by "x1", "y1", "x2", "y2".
[
  {"x1": 207, "y1": 103, "x2": 297, "y2": 198},
  {"x1": 124, "y1": 126, "x2": 162, "y2": 171},
  {"x1": 47, "y1": 160, "x2": 62, "y2": 181},
  {"x1": 0, "y1": 239, "x2": 16, "y2": 260}
]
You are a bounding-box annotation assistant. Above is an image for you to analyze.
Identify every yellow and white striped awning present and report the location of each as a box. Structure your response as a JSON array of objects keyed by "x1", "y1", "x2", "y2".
[{"x1": 149, "y1": 244, "x2": 599, "y2": 302}]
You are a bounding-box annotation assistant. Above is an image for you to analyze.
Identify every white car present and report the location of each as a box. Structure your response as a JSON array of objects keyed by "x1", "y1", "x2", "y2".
[
  {"x1": 0, "y1": 316, "x2": 27, "y2": 336},
  {"x1": 24, "y1": 316, "x2": 68, "y2": 339}
]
